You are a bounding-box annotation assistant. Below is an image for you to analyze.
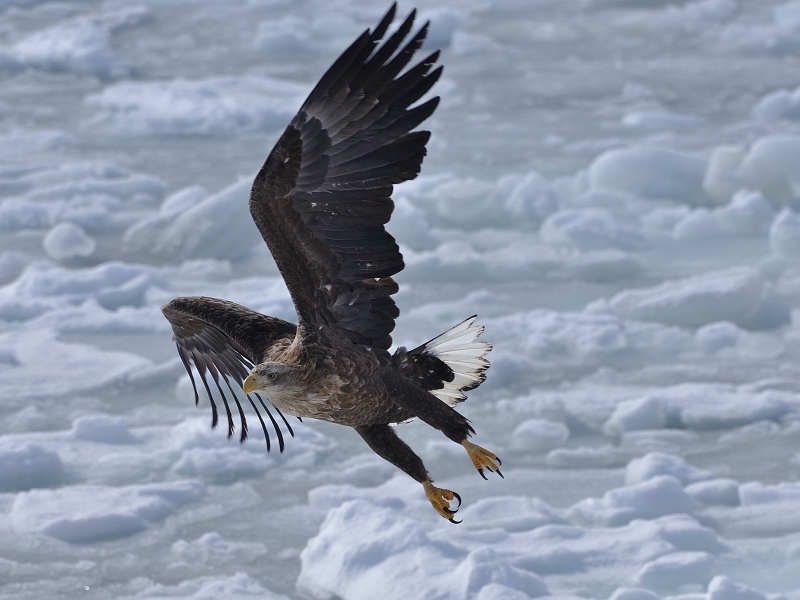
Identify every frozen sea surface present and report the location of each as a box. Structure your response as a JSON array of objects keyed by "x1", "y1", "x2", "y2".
[{"x1": 3, "y1": 0, "x2": 800, "y2": 598}]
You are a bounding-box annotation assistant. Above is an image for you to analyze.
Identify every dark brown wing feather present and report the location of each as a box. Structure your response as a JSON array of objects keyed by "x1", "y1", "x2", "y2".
[
  {"x1": 249, "y1": 4, "x2": 441, "y2": 350},
  {"x1": 162, "y1": 296, "x2": 297, "y2": 451}
]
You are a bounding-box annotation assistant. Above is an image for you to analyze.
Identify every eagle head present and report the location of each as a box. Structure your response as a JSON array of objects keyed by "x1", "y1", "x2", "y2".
[{"x1": 242, "y1": 362, "x2": 297, "y2": 395}]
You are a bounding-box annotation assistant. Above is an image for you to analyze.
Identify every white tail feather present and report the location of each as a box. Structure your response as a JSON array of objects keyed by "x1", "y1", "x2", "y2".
[{"x1": 422, "y1": 315, "x2": 492, "y2": 407}]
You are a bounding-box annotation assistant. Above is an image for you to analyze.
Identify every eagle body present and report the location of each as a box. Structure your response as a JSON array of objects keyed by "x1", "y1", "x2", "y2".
[
  {"x1": 161, "y1": 4, "x2": 499, "y2": 521},
  {"x1": 256, "y1": 331, "x2": 413, "y2": 427}
]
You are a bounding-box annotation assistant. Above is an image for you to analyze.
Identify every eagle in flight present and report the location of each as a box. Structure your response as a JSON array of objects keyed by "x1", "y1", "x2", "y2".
[{"x1": 161, "y1": 4, "x2": 498, "y2": 522}]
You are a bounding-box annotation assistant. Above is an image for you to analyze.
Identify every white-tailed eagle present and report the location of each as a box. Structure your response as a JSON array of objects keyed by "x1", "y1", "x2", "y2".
[{"x1": 162, "y1": 4, "x2": 497, "y2": 522}]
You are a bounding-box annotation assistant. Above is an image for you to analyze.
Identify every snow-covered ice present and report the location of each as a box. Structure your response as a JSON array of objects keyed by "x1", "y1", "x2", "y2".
[
  {"x1": 85, "y1": 76, "x2": 307, "y2": 136},
  {"x1": 42, "y1": 222, "x2": 95, "y2": 260},
  {"x1": 11, "y1": 481, "x2": 205, "y2": 543},
  {"x1": 3, "y1": 1, "x2": 800, "y2": 599}
]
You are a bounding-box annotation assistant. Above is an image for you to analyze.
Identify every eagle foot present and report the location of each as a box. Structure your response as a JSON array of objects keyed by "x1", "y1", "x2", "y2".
[
  {"x1": 462, "y1": 440, "x2": 503, "y2": 480},
  {"x1": 422, "y1": 480, "x2": 462, "y2": 523}
]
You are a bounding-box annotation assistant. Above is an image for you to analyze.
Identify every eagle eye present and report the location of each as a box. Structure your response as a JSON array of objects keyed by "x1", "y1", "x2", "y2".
[{"x1": 267, "y1": 372, "x2": 277, "y2": 380}]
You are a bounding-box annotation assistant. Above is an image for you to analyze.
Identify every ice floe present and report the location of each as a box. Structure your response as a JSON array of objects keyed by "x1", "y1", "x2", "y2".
[
  {"x1": 86, "y1": 76, "x2": 308, "y2": 136},
  {"x1": 606, "y1": 268, "x2": 778, "y2": 329},
  {"x1": 588, "y1": 147, "x2": 707, "y2": 205},
  {"x1": 11, "y1": 481, "x2": 205, "y2": 543},
  {"x1": 0, "y1": 442, "x2": 65, "y2": 492},
  {"x1": 9, "y1": 7, "x2": 148, "y2": 79},
  {"x1": 1, "y1": 1, "x2": 800, "y2": 599},
  {"x1": 42, "y1": 222, "x2": 95, "y2": 260}
]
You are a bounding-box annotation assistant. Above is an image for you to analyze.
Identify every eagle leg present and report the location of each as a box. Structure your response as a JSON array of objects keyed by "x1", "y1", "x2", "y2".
[
  {"x1": 380, "y1": 369, "x2": 474, "y2": 443},
  {"x1": 462, "y1": 440, "x2": 503, "y2": 479},
  {"x1": 355, "y1": 423, "x2": 462, "y2": 523}
]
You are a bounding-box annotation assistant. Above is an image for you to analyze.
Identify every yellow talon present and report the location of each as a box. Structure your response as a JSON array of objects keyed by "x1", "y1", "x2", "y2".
[
  {"x1": 422, "y1": 480, "x2": 462, "y2": 523},
  {"x1": 462, "y1": 440, "x2": 503, "y2": 480}
]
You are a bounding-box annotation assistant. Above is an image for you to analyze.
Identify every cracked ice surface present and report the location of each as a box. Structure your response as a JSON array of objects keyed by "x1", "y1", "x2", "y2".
[{"x1": 3, "y1": 1, "x2": 800, "y2": 599}]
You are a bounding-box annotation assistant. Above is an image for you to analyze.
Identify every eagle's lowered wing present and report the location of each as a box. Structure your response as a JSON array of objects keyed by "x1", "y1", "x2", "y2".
[
  {"x1": 162, "y1": 296, "x2": 297, "y2": 450},
  {"x1": 248, "y1": 4, "x2": 441, "y2": 350}
]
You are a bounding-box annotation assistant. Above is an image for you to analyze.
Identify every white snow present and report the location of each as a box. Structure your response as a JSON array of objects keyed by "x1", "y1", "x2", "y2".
[
  {"x1": 669, "y1": 190, "x2": 775, "y2": 241},
  {"x1": 622, "y1": 111, "x2": 704, "y2": 131},
  {"x1": 635, "y1": 550, "x2": 715, "y2": 590},
  {"x1": 607, "y1": 268, "x2": 770, "y2": 329},
  {"x1": 714, "y1": 190, "x2": 776, "y2": 236},
  {"x1": 588, "y1": 147, "x2": 707, "y2": 205},
  {"x1": 254, "y1": 16, "x2": 339, "y2": 55},
  {"x1": 42, "y1": 222, "x2": 96, "y2": 260},
  {"x1": 609, "y1": 589, "x2": 661, "y2": 600},
  {"x1": 299, "y1": 476, "x2": 729, "y2": 598},
  {"x1": 567, "y1": 475, "x2": 696, "y2": 526},
  {"x1": 0, "y1": 443, "x2": 65, "y2": 492},
  {"x1": 728, "y1": 137, "x2": 800, "y2": 207},
  {"x1": 625, "y1": 453, "x2": 712, "y2": 486},
  {"x1": 10, "y1": 7, "x2": 148, "y2": 79},
  {"x1": 707, "y1": 576, "x2": 771, "y2": 600},
  {"x1": 11, "y1": 481, "x2": 205, "y2": 543},
  {"x1": 2, "y1": 1, "x2": 800, "y2": 599},
  {"x1": 298, "y1": 499, "x2": 549, "y2": 600},
  {"x1": 86, "y1": 76, "x2": 308, "y2": 136},
  {"x1": 505, "y1": 172, "x2": 561, "y2": 224},
  {"x1": 770, "y1": 209, "x2": 800, "y2": 257},
  {"x1": 70, "y1": 415, "x2": 138, "y2": 444},
  {"x1": 0, "y1": 261, "x2": 159, "y2": 320},
  {"x1": 123, "y1": 179, "x2": 261, "y2": 261},
  {"x1": 541, "y1": 208, "x2": 647, "y2": 251},
  {"x1": 693, "y1": 322, "x2": 753, "y2": 355},
  {"x1": 119, "y1": 572, "x2": 289, "y2": 600},
  {"x1": 774, "y1": 1, "x2": 800, "y2": 28},
  {"x1": 604, "y1": 397, "x2": 668, "y2": 436},
  {"x1": 753, "y1": 85, "x2": 800, "y2": 122},
  {"x1": 0, "y1": 328, "x2": 151, "y2": 398},
  {"x1": 510, "y1": 418, "x2": 570, "y2": 452},
  {"x1": 685, "y1": 479, "x2": 740, "y2": 506},
  {"x1": 0, "y1": 251, "x2": 29, "y2": 285},
  {"x1": 738, "y1": 481, "x2": 800, "y2": 505},
  {"x1": 458, "y1": 496, "x2": 560, "y2": 532},
  {"x1": 703, "y1": 146, "x2": 747, "y2": 204}
]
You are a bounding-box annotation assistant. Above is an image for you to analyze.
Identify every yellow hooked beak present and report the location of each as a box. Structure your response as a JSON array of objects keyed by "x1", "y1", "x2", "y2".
[{"x1": 242, "y1": 373, "x2": 261, "y2": 395}]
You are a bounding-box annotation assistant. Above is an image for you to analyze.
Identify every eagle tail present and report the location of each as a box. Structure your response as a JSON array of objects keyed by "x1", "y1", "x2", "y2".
[{"x1": 412, "y1": 316, "x2": 492, "y2": 407}]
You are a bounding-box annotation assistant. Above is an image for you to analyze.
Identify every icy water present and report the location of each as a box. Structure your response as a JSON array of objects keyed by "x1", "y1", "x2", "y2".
[{"x1": 3, "y1": 0, "x2": 800, "y2": 598}]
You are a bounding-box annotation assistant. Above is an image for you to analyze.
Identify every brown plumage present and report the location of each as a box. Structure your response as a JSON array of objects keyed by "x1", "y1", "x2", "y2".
[{"x1": 161, "y1": 4, "x2": 498, "y2": 521}]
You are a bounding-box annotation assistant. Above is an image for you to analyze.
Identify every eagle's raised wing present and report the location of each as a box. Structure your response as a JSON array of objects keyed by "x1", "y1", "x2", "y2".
[
  {"x1": 162, "y1": 296, "x2": 297, "y2": 450},
  {"x1": 249, "y1": 4, "x2": 441, "y2": 350}
]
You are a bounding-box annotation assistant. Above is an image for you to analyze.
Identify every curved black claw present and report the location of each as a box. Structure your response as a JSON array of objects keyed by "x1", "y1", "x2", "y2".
[
  {"x1": 478, "y1": 468, "x2": 488, "y2": 481},
  {"x1": 496, "y1": 468, "x2": 504, "y2": 479},
  {"x1": 496, "y1": 456, "x2": 502, "y2": 466},
  {"x1": 448, "y1": 517, "x2": 463, "y2": 524},
  {"x1": 442, "y1": 491, "x2": 463, "y2": 515}
]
